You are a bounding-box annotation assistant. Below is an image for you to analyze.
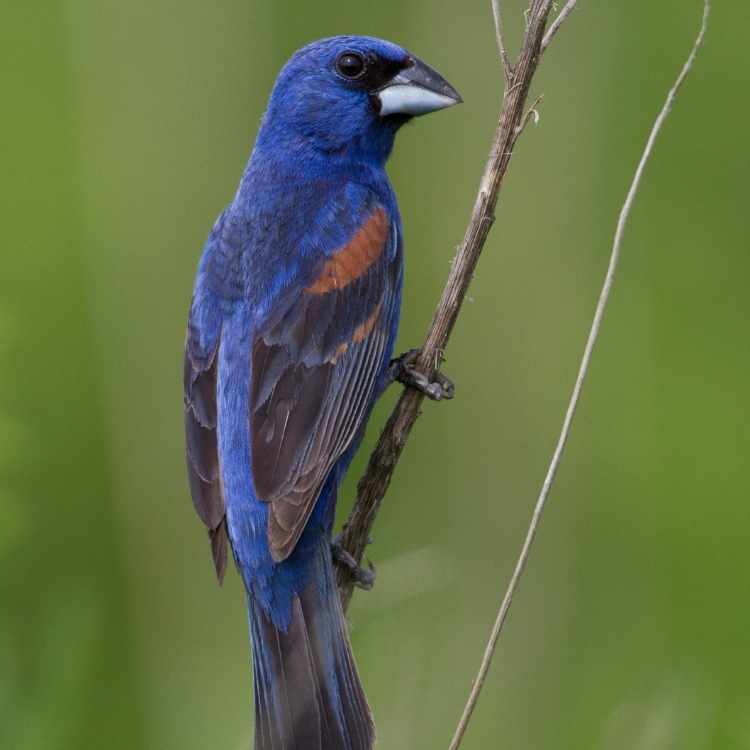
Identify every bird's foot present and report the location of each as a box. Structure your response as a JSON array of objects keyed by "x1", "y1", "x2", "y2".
[
  {"x1": 331, "y1": 536, "x2": 376, "y2": 591},
  {"x1": 388, "y1": 348, "x2": 455, "y2": 401}
]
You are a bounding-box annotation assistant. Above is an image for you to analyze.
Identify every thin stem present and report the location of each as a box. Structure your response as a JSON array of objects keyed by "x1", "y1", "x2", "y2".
[
  {"x1": 541, "y1": 0, "x2": 578, "y2": 53},
  {"x1": 446, "y1": 3, "x2": 710, "y2": 749},
  {"x1": 491, "y1": 0, "x2": 514, "y2": 80}
]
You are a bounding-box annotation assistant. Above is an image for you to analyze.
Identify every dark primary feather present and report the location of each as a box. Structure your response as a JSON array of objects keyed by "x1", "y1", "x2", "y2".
[
  {"x1": 250, "y1": 207, "x2": 396, "y2": 562},
  {"x1": 184, "y1": 329, "x2": 228, "y2": 582}
]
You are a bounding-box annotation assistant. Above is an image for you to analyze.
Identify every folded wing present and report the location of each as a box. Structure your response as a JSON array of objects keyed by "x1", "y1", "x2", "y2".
[
  {"x1": 251, "y1": 204, "x2": 398, "y2": 561},
  {"x1": 184, "y1": 219, "x2": 228, "y2": 582}
]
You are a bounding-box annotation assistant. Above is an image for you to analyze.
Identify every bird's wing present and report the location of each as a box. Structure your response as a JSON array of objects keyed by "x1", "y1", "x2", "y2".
[
  {"x1": 251, "y1": 197, "x2": 399, "y2": 562},
  {"x1": 184, "y1": 216, "x2": 228, "y2": 582}
]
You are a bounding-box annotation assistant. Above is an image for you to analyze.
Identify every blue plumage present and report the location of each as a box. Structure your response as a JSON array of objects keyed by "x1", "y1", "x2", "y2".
[{"x1": 184, "y1": 35, "x2": 460, "y2": 749}]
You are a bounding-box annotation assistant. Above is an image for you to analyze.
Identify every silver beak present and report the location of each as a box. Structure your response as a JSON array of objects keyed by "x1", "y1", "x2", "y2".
[{"x1": 375, "y1": 56, "x2": 462, "y2": 117}]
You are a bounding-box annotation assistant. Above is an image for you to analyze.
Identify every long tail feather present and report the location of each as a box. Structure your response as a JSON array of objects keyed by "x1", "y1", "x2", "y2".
[{"x1": 248, "y1": 541, "x2": 374, "y2": 750}]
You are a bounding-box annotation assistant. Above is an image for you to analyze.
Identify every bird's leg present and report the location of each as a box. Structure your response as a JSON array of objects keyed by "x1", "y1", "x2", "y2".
[
  {"x1": 331, "y1": 535, "x2": 376, "y2": 590},
  {"x1": 388, "y1": 348, "x2": 455, "y2": 401}
]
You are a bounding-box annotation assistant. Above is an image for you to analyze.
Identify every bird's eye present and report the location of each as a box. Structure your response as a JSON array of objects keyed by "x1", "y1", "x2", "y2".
[{"x1": 336, "y1": 52, "x2": 366, "y2": 80}]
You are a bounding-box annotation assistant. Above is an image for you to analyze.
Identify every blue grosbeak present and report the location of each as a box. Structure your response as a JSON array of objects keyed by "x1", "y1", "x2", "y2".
[{"x1": 184, "y1": 36, "x2": 460, "y2": 749}]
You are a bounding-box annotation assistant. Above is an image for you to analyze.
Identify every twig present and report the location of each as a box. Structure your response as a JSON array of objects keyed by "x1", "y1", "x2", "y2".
[
  {"x1": 541, "y1": 0, "x2": 578, "y2": 53},
  {"x1": 515, "y1": 93, "x2": 544, "y2": 138},
  {"x1": 336, "y1": 0, "x2": 565, "y2": 610},
  {"x1": 491, "y1": 0, "x2": 514, "y2": 81},
  {"x1": 446, "y1": 3, "x2": 710, "y2": 749}
]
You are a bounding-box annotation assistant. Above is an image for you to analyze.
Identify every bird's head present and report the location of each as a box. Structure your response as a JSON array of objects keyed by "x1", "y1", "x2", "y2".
[{"x1": 257, "y1": 36, "x2": 462, "y2": 166}]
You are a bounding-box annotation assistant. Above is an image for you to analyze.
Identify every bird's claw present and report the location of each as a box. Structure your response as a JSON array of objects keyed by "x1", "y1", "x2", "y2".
[
  {"x1": 331, "y1": 537, "x2": 376, "y2": 591},
  {"x1": 388, "y1": 348, "x2": 455, "y2": 401}
]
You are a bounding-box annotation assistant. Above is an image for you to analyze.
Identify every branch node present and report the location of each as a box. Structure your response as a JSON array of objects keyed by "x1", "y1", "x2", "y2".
[{"x1": 515, "y1": 94, "x2": 545, "y2": 138}]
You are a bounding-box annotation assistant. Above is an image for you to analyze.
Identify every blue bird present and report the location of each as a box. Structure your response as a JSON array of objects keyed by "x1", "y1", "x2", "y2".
[{"x1": 184, "y1": 36, "x2": 460, "y2": 750}]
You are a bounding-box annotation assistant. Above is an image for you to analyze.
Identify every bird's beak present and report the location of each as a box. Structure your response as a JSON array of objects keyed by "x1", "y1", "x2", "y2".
[{"x1": 375, "y1": 56, "x2": 462, "y2": 117}]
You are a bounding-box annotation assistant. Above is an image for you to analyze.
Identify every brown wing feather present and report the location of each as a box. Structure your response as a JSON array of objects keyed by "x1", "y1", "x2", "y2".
[{"x1": 262, "y1": 325, "x2": 387, "y2": 561}]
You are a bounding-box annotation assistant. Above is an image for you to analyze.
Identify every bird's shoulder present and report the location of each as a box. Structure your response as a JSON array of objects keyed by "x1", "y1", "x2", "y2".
[{"x1": 202, "y1": 174, "x2": 397, "y2": 314}]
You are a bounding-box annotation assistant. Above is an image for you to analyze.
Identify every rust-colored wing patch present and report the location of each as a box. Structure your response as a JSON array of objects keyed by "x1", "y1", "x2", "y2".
[
  {"x1": 306, "y1": 208, "x2": 389, "y2": 295},
  {"x1": 328, "y1": 302, "x2": 383, "y2": 365}
]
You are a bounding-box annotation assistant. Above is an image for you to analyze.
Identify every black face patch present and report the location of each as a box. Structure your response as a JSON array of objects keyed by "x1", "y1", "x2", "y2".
[{"x1": 335, "y1": 51, "x2": 412, "y2": 93}]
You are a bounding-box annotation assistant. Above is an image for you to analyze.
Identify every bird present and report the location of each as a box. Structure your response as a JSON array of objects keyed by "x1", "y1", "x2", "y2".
[{"x1": 184, "y1": 35, "x2": 460, "y2": 750}]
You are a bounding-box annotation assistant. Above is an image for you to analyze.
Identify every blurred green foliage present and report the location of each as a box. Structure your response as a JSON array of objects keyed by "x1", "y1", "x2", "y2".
[{"x1": 2, "y1": 1, "x2": 748, "y2": 748}]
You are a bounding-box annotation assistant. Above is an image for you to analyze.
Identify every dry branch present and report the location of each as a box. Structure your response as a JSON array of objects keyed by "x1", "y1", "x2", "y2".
[
  {"x1": 491, "y1": 0, "x2": 514, "y2": 82},
  {"x1": 335, "y1": 0, "x2": 567, "y2": 609}
]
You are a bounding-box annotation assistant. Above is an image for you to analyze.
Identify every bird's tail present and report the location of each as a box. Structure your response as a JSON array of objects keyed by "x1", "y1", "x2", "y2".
[{"x1": 247, "y1": 539, "x2": 374, "y2": 750}]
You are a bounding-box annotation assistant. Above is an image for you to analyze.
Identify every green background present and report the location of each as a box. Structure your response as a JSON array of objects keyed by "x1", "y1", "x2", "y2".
[{"x1": 2, "y1": 1, "x2": 748, "y2": 748}]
